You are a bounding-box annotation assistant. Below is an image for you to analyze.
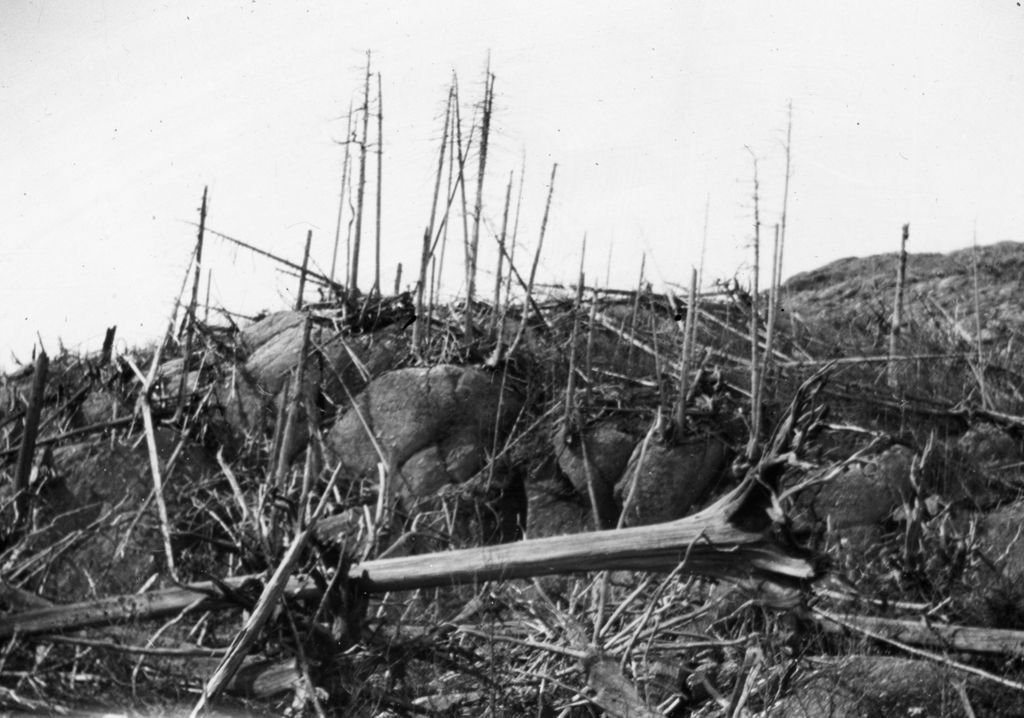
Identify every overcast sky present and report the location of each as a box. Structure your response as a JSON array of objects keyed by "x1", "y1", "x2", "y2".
[{"x1": 3, "y1": 1, "x2": 1023, "y2": 367}]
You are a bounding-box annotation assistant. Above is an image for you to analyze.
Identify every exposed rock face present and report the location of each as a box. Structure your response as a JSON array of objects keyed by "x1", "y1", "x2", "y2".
[
  {"x1": 613, "y1": 434, "x2": 730, "y2": 527},
  {"x1": 325, "y1": 365, "x2": 523, "y2": 511},
  {"x1": 552, "y1": 421, "x2": 635, "y2": 529}
]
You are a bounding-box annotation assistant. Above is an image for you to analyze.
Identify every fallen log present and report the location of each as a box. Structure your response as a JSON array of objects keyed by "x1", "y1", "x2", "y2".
[
  {"x1": 817, "y1": 610, "x2": 1024, "y2": 657},
  {"x1": 0, "y1": 470, "x2": 816, "y2": 639}
]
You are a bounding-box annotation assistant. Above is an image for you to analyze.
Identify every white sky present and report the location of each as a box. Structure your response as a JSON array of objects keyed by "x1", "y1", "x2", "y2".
[{"x1": 2, "y1": 1, "x2": 1023, "y2": 367}]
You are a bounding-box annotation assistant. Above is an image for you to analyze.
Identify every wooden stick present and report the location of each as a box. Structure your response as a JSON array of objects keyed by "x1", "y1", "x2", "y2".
[
  {"x1": 295, "y1": 229, "x2": 312, "y2": 310},
  {"x1": 13, "y1": 350, "x2": 48, "y2": 527},
  {"x1": 177, "y1": 187, "x2": 207, "y2": 418}
]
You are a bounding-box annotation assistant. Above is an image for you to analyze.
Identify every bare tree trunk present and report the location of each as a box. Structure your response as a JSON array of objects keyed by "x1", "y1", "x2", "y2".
[
  {"x1": 887, "y1": 223, "x2": 910, "y2": 388},
  {"x1": 373, "y1": 72, "x2": 383, "y2": 296},
  {"x1": 413, "y1": 86, "x2": 453, "y2": 352},
  {"x1": 509, "y1": 163, "x2": 558, "y2": 356},
  {"x1": 466, "y1": 68, "x2": 495, "y2": 343},
  {"x1": 349, "y1": 52, "x2": 372, "y2": 293},
  {"x1": 971, "y1": 225, "x2": 988, "y2": 407},
  {"x1": 295, "y1": 230, "x2": 312, "y2": 310},
  {"x1": 746, "y1": 152, "x2": 762, "y2": 460},
  {"x1": 178, "y1": 186, "x2": 207, "y2": 418},
  {"x1": 14, "y1": 351, "x2": 48, "y2": 528},
  {"x1": 329, "y1": 101, "x2": 354, "y2": 290},
  {"x1": 490, "y1": 171, "x2": 514, "y2": 338},
  {"x1": 674, "y1": 268, "x2": 698, "y2": 439}
]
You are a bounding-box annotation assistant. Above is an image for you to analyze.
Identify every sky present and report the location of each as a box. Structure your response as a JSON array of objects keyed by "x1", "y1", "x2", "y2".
[{"x1": 2, "y1": 1, "x2": 1023, "y2": 368}]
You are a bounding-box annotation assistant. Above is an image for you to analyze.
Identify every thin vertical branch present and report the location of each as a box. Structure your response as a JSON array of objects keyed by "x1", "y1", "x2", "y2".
[
  {"x1": 565, "y1": 238, "x2": 587, "y2": 423},
  {"x1": 295, "y1": 230, "x2": 313, "y2": 311},
  {"x1": 689, "y1": 202, "x2": 707, "y2": 378},
  {"x1": 178, "y1": 186, "x2": 207, "y2": 418},
  {"x1": 503, "y1": 155, "x2": 526, "y2": 322},
  {"x1": 972, "y1": 224, "x2": 988, "y2": 408},
  {"x1": 466, "y1": 67, "x2": 495, "y2": 343},
  {"x1": 584, "y1": 286, "x2": 599, "y2": 413},
  {"x1": 350, "y1": 51, "x2": 372, "y2": 293},
  {"x1": 509, "y1": 163, "x2": 558, "y2": 356},
  {"x1": 374, "y1": 72, "x2": 384, "y2": 296},
  {"x1": 275, "y1": 314, "x2": 313, "y2": 490},
  {"x1": 760, "y1": 223, "x2": 781, "y2": 392},
  {"x1": 625, "y1": 254, "x2": 646, "y2": 366},
  {"x1": 14, "y1": 350, "x2": 48, "y2": 528},
  {"x1": 413, "y1": 87, "x2": 453, "y2": 352},
  {"x1": 888, "y1": 223, "x2": 910, "y2": 389},
  {"x1": 203, "y1": 268, "x2": 212, "y2": 324},
  {"x1": 777, "y1": 102, "x2": 793, "y2": 306},
  {"x1": 451, "y1": 79, "x2": 475, "y2": 340},
  {"x1": 745, "y1": 150, "x2": 762, "y2": 460},
  {"x1": 491, "y1": 171, "x2": 514, "y2": 338},
  {"x1": 330, "y1": 101, "x2": 354, "y2": 288},
  {"x1": 674, "y1": 268, "x2": 698, "y2": 440}
]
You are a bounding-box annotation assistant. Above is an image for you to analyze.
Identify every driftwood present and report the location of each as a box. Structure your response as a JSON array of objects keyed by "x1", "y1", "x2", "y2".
[{"x1": 0, "y1": 469, "x2": 814, "y2": 639}]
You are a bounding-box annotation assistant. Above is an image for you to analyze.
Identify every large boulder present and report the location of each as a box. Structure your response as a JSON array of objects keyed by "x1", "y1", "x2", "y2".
[
  {"x1": 552, "y1": 421, "x2": 634, "y2": 529},
  {"x1": 159, "y1": 311, "x2": 404, "y2": 456},
  {"x1": 613, "y1": 434, "x2": 730, "y2": 527},
  {"x1": 792, "y1": 445, "x2": 916, "y2": 540},
  {"x1": 325, "y1": 365, "x2": 523, "y2": 509},
  {"x1": 980, "y1": 499, "x2": 1024, "y2": 582}
]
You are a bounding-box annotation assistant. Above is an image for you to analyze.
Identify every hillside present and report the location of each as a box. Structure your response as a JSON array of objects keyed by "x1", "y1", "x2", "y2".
[
  {"x1": 785, "y1": 240, "x2": 1024, "y2": 349},
  {"x1": 1, "y1": 241, "x2": 1023, "y2": 716}
]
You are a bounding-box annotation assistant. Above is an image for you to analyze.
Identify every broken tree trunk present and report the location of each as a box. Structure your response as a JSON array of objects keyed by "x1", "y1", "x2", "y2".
[{"x1": 0, "y1": 467, "x2": 814, "y2": 638}]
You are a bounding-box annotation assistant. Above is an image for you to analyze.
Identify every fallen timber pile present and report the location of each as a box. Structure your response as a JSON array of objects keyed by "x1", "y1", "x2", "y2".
[
  {"x1": 0, "y1": 464, "x2": 816, "y2": 639},
  {"x1": 4, "y1": 240, "x2": 1024, "y2": 715}
]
